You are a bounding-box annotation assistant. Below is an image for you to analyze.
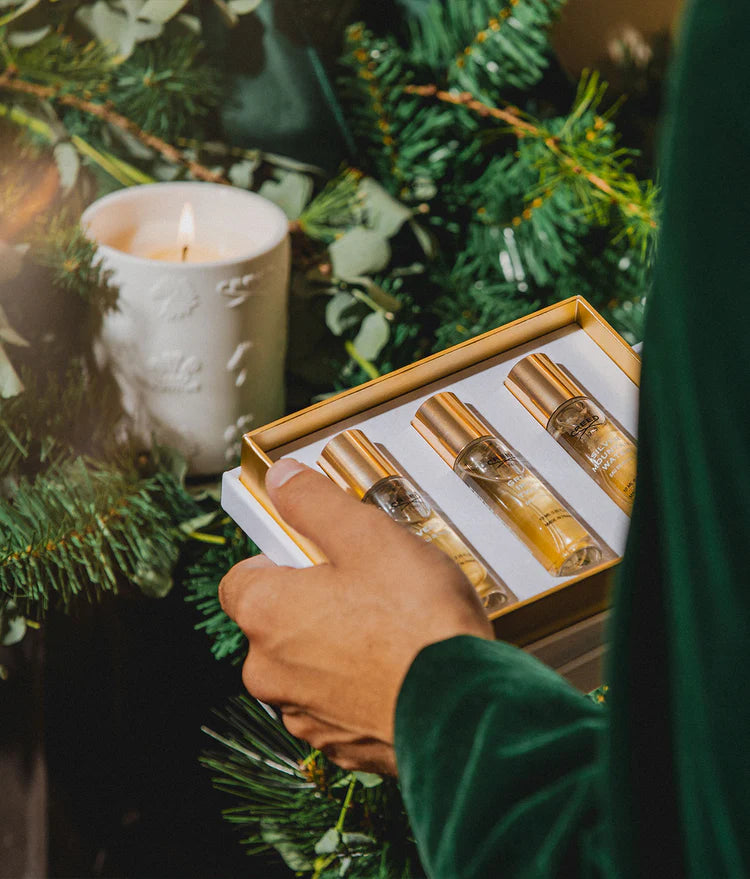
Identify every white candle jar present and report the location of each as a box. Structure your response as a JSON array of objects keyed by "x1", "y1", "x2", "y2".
[{"x1": 82, "y1": 182, "x2": 290, "y2": 476}]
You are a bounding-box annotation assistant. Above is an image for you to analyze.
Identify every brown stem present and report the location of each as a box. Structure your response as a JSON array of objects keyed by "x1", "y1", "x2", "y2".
[
  {"x1": 404, "y1": 84, "x2": 635, "y2": 210},
  {"x1": 0, "y1": 71, "x2": 230, "y2": 185}
]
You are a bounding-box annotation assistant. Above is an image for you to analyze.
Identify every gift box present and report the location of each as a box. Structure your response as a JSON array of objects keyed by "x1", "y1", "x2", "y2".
[{"x1": 221, "y1": 296, "x2": 640, "y2": 687}]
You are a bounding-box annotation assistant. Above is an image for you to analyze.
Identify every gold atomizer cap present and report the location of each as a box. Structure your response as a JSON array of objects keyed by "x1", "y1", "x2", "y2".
[
  {"x1": 412, "y1": 392, "x2": 494, "y2": 467},
  {"x1": 318, "y1": 429, "x2": 398, "y2": 498},
  {"x1": 504, "y1": 353, "x2": 585, "y2": 428}
]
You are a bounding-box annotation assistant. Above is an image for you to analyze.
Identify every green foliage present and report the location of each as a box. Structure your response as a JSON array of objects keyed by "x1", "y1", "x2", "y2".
[
  {"x1": 103, "y1": 36, "x2": 223, "y2": 141},
  {"x1": 1, "y1": 26, "x2": 115, "y2": 88},
  {"x1": 202, "y1": 696, "x2": 424, "y2": 878},
  {"x1": 333, "y1": 15, "x2": 656, "y2": 381},
  {"x1": 0, "y1": 363, "x2": 121, "y2": 477},
  {"x1": 409, "y1": 0, "x2": 567, "y2": 96},
  {"x1": 0, "y1": 457, "x2": 198, "y2": 618},
  {"x1": 183, "y1": 515, "x2": 256, "y2": 664},
  {"x1": 29, "y1": 219, "x2": 119, "y2": 311},
  {"x1": 339, "y1": 25, "x2": 466, "y2": 197}
]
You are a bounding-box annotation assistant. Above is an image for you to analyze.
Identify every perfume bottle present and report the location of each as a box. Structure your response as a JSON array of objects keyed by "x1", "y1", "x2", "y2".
[
  {"x1": 318, "y1": 429, "x2": 515, "y2": 612},
  {"x1": 412, "y1": 392, "x2": 602, "y2": 577},
  {"x1": 505, "y1": 353, "x2": 637, "y2": 514}
]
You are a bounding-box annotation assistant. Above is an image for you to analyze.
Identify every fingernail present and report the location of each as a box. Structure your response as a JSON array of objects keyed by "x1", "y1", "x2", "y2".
[{"x1": 266, "y1": 458, "x2": 308, "y2": 491}]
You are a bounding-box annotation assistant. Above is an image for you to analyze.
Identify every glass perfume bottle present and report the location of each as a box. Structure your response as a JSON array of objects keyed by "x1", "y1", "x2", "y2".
[
  {"x1": 412, "y1": 392, "x2": 602, "y2": 578},
  {"x1": 318, "y1": 429, "x2": 515, "y2": 612},
  {"x1": 505, "y1": 353, "x2": 637, "y2": 514}
]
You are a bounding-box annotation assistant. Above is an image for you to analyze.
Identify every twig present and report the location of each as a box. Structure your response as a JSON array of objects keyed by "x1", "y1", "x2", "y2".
[
  {"x1": 404, "y1": 84, "x2": 656, "y2": 227},
  {"x1": 0, "y1": 71, "x2": 230, "y2": 185}
]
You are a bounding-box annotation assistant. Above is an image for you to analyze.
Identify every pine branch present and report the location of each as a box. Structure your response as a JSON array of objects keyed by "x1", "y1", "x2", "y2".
[
  {"x1": 405, "y1": 72, "x2": 658, "y2": 251},
  {"x1": 297, "y1": 168, "x2": 364, "y2": 242},
  {"x1": 340, "y1": 24, "x2": 469, "y2": 199},
  {"x1": 0, "y1": 457, "x2": 198, "y2": 618},
  {"x1": 201, "y1": 695, "x2": 423, "y2": 878},
  {"x1": 339, "y1": 26, "x2": 406, "y2": 189},
  {"x1": 184, "y1": 517, "x2": 257, "y2": 663},
  {"x1": 0, "y1": 362, "x2": 124, "y2": 478},
  {"x1": 0, "y1": 69, "x2": 229, "y2": 183},
  {"x1": 409, "y1": 0, "x2": 567, "y2": 96},
  {"x1": 29, "y1": 218, "x2": 119, "y2": 310},
  {"x1": 77, "y1": 36, "x2": 223, "y2": 142},
  {"x1": 1, "y1": 26, "x2": 115, "y2": 89}
]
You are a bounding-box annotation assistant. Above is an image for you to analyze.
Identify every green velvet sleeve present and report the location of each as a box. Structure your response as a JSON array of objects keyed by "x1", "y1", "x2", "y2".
[
  {"x1": 395, "y1": 3, "x2": 750, "y2": 878},
  {"x1": 395, "y1": 636, "x2": 612, "y2": 878}
]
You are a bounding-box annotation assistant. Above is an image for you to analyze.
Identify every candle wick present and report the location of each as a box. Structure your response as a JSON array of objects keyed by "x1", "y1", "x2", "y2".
[{"x1": 181, "y1": 244, "x2": 189, "y2": 262}]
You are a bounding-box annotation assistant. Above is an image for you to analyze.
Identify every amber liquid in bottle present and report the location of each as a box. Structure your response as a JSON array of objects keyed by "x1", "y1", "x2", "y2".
[
  {"x1": 548, "y1": 398, "x2": 637, "y2": 514},
  {"x1": 453, "y1": 437, "x2": 601, "y2": 577},
  {"x1": 363, "y1": 474, "x2": 515, "y2": 611}
]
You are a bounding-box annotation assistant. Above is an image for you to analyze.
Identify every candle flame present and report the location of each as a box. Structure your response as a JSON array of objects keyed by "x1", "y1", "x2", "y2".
[{"x1": 177, "y1": 202, "x2": 196, "y2": 248}]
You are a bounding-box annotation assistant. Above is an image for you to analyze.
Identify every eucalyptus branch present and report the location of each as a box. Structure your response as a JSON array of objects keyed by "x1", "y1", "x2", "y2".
[{"x1": 0, "y1": 70, "x2": 229, "y2": 184}]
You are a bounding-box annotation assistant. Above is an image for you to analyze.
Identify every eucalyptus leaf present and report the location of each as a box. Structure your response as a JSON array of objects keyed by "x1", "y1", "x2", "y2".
[
  {"x1": 260, "y1": 819, "x2": 314, "y2": 871},
  {"x1": 330, "y1": 228, "x2": 390, "y2": 279},
  {"x1": 258, "y1": 170, "x2": 313, "y2": 220},
  {"x1": 109, "y1": 125, "x2": 156, "y2": 160},
  {"x1": 7, "y1": 24, "x2": 50, "y2": 47},
  {"x1": 176, "y1": 12, "x2": 200, "y2": 33},
  {"x1": 53, "y1": 142, "x2": 80, "y2": 194},
  {"x1": 76, "y1": 1, "x2": 162, "y2": 58},
  {"x1": 314, "y1": 827, "x2": 341, "y2": 856},
  {"x1": 359, "y1": 178, "x2": 412, "y2": 238},
  {"x1": 0, "y1": 347, "x2": 24, "y2": 398},
  {"x1": 0, "y1": 305, "x2": 29, "y2": 348},
  {"x1": 325, "y1": 291, "x2": 360, "y2": 336},
  {"x1": 210, "y1": 0, "x2": 238, "y2": 27},
  {"x1": 352, "y1": 311, "x2": 390, "y2": 360},
  {"x1": 228, "y1": 158, "x2": 257, "y2": 190},
  {"x1": 0, "y1": 611, "x2": 26, "y2": 647},
  {"x1": 137, "y1": 0, "x2": 189, "y2": 23},
  {"x1": 352, "y1": 771, "x2": 383, "y2": 788},
  {"x1": 179, "y1": 510, "x2": 222, "y2": 534},
  {"x1": 133, "y1": 562, "x2": 174, "y2": 599},
  {"x1": 409, "y1": 218, "x2": 436, "y2": 259}
]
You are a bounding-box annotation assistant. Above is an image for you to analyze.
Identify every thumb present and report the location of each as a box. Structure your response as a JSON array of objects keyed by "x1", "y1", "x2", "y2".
[{"x1": 265, "y1": 458, "x2": 404, "y2": 567}]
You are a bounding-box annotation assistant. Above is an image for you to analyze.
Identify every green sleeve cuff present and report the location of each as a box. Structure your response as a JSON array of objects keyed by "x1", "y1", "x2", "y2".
[{"x1": 394, "y1": 636, "x2": 609, "y2": 878}]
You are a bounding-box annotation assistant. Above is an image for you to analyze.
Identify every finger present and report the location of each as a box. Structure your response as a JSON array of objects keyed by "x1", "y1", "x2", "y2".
[
  {"x1": 218, "y1": 554, "x2": 279, "y2": 624},
  {"x1": 241, "y1": 651, "x2": 279, "y2": 706},
  {"x1": 265, "y1": 458, "x2": 404, "y2": 566}
]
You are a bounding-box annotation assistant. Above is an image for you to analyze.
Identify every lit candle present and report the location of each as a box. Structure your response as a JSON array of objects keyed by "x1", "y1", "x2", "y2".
[
  {"x1": 144, "y1": 202, "x2": 223, "y2": 263},
  {"x1": 81, "y1": 181, "x2": 290, "y2": 475}
]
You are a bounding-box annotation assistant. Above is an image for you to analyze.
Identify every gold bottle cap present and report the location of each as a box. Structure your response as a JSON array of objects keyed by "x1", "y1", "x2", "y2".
[
  {"x1": 504, "y1": 353, "x2": 585, "y2": 428},
  {"x1": 412, "y1": 392, "x2": 494, "y2": 467},
  {"x1": 318, "y1": 429, "x2": 398, "y2": 498}
]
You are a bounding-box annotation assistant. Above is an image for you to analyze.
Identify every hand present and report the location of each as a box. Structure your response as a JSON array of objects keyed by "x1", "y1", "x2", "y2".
[{"x1": 219, "y1": 459, "x2": 493, "y2": 775}]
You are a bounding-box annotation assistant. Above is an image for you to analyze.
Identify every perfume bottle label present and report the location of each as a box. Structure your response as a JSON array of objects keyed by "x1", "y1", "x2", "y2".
[
  {"x1": 569, "y1": 413, "x2": 602, "y2": 439},
  {"x1": 363, "y1": 474, "x2": 514, "y2": 606},
  {"x1": 550, "y1": 398, "x2": 637, "y2": 512},
  {"x1": 455, "y1": 437, "x2": 601, "y2": 577}
]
